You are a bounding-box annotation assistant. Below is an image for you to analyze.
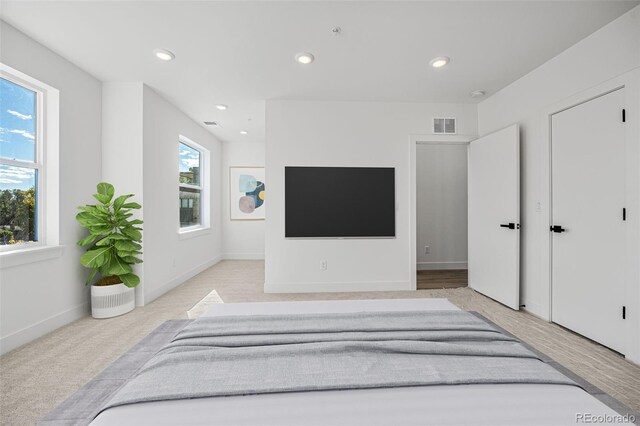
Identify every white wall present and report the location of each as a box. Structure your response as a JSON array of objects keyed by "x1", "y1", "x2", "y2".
[
  {"x1": 222, "y1": 141, "x2": 265, "y2": 259},
  {"x1": 416, "y1": 144, "x2": 467, "y2": 270},
  {"x1": 265, "y1": 100, "x2": 477, "y2": 293},
  {"x1": 101, "y1": 83, "x2": 224, "y2": 305},
  {"x1": 102, "y1": 82, "x2": 145, "y2": 303},
  {"x1": 0, "y1": 24, "x2": 222, "y2": 354},
  {"x1": 0, "y1": 22, "x2": 102, "y2": 354},
  {"x1": 142, "y1": 85, "x2": 223, "y2": 303},
  {"x1": 477, "y1": 6, "x2": 640, "y2": 363}
]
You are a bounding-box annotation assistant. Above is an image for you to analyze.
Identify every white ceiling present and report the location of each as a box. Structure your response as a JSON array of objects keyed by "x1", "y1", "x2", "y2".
[{"x1": 1, "y1": 1, "x2": 637, "y2": 143}]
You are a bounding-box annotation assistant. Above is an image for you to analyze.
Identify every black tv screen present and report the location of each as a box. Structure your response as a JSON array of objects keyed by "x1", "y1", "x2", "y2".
[{"x1": 285, "y1": 166, "x2": 396, "y2": 238}]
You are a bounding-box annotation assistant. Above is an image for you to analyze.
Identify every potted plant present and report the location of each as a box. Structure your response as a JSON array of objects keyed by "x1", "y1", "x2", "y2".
[{"x1": 76, "y1": 182, "x2": 143, "y2": 319}]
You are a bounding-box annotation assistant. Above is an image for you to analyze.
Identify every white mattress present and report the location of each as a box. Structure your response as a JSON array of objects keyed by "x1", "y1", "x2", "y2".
[{"x1": 92, "y1": 299, "x2": 628, "y2": 426}]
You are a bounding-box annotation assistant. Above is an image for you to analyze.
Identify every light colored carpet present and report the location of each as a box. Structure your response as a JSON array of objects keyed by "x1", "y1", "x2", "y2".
[
  {"x1": 1, "y1": 260, "x2": 639, "y2": 425},
  {"x1": 187, "y1": 289, "x2": 224, "y2": 319}
]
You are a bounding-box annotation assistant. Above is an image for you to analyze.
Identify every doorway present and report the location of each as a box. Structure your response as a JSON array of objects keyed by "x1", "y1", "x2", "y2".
[{"x1": 416, "y1": 143, "x2": 468, "y2": 290}]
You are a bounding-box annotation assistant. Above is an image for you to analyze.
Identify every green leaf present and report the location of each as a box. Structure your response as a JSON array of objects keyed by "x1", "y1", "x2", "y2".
[
  {"x1": 121, "y1": 256, "x2": 143, "y2": 264},
  {"x1": 78, "y1": 205, "x2": 109, "y2": 216},
  {"x1": 88, "y1": 225, "x2": 114, "y2": 235},
  {"x1": 105, "y1": 255, "x2": 132, "y2": 276},
  {"x1": 121, "y1": 202, "x2": 141, "y2": 210},
  {"x1": 127, "y1": 219, "x2": 144, "y2": 225},
  {"x1": 77, "y1": 234, "x2": 99, "y2": 247},
  {"x1": 76, "y1": 211, "x2": 105, "y2": 227},
  {"x1": 119, "y1": 273, "x2": 140, "y2": 288},
  {"x1": 115, "y1": 240, "x2": 142, "y2": 252},
  {"x1": 95, "y1": 204, "x2": 111, "y2": 214},
  {"x1": 120, "y1": 227, "x2": 142, "y2": 241},
  {"x1": 95, "y1": 237, "x2": 110, "y2": 246},
  {"x1": 115, "y1": 212, "x2": 133, "y2": 220},
  {"x1": 110, "y1": 233, "x2": 129, "y2": 240},
  {"x1": 116, "y1": 250, "x2": 142, "y2": 258},
  {"x1": 96, "y1": 182, "x2": 115, "y2": 204},
  {"x1": 80, "y1": 247, "x2": 111, "y2": 268},
  {"x1": 85, "y1": 269, "x2": 97, "y2": 286},
  {"x1": 93, "y1": 193, "x2": 112, "y2": 205},
  {"x1": 95, "y1": 234, "x2": 129, "y2": 246},
  {"x1": 113, "y1": 194, "x2": 134, "y2": 211}
]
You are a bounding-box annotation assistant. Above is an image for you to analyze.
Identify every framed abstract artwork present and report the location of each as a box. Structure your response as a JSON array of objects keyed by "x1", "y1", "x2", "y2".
[{"x1": 229, "y1": 166, "x2": 266, "y2": 220}]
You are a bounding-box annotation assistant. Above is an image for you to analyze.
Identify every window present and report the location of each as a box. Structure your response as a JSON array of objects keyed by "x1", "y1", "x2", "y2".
[
  {"x1": 0, "y1": 64, "x2": 59, "y2": 263},
  {"x1": 178, "y1": 136, "x2": 209, "y2": 232},
  {"x1": 0, "y1": 76, "x2": 41, "y2": 248}
]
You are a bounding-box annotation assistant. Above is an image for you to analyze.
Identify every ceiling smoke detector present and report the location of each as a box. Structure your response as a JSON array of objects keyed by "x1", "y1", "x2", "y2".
[{"x1": 470, "y1": 90, "x2": 486, "y2": 98}]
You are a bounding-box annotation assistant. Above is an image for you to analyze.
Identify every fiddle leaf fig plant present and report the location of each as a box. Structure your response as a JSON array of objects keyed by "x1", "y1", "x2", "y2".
[{"x1": 76, "y1": 182, "x2": 143, "y2": 287}]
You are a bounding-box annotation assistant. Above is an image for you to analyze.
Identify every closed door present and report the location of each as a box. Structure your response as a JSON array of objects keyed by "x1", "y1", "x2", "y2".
[
  {"x1": 468, "y1": 124, "x2": 520, "y2": 310},
  {"x1": 551, "y1": 88, "x2": 626, "y2": 354}
]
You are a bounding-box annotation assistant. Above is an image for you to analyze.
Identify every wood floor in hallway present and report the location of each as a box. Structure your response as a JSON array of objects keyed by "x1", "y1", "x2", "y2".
[{"x1": 417, "y1": 269, "x2": 468, "y2": 289}]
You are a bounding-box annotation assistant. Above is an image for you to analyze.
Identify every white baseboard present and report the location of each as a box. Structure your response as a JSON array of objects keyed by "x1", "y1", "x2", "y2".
[
  {"x1": 223, "y1": 252, "x2": 265, "y2": 260},
  {"x1": 0, "y1": 302, "x2": 89, "y2": 356},
  {"x1": 264, "y1": 280, "x2": 412, "y2": 294},
  {"x1": 417, "y1": 261, "x2": 468, "y2": 270},
  {"x1": 520, "y1": 300, "x2": 549, "y2": 321},
  {"x1": 144, "y1": 255, "x2": 223, "y2": 305}
]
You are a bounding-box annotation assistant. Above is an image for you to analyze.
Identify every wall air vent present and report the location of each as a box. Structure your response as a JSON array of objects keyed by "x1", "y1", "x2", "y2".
[{"x1": 433, "y1": 117, "x2": 456, "y2": 135}]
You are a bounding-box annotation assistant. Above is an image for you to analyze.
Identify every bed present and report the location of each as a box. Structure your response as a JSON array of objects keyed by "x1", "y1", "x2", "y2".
[{"x1": 91, "y1": 299, "x2": 632, "y2": 425}]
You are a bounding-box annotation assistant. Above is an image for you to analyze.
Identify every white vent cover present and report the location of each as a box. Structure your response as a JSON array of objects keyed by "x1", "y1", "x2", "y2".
[{"x1": 433, "y1": 117, "x2": 456, "y2": 134}]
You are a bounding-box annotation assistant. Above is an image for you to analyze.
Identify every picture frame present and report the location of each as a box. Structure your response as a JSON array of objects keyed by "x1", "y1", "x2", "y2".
[{"x1": 229, "y1": 166, "x2": 266, "y2": 220}]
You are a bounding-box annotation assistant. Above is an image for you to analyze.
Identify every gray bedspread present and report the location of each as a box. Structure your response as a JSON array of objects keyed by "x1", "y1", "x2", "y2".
[{"x1": 99, "y1": 310, "x2": 576, "y2": 412}]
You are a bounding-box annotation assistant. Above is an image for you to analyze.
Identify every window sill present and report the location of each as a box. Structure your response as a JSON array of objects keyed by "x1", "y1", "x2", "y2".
[
  {"x1": 0, "y1": 245, "x2": 64, "y2": 269},
  {"x1": 178, "y1": 227, "x2": 211, "y2": 241}
]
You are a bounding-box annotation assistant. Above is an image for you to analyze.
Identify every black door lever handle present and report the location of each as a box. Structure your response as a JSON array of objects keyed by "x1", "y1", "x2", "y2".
[
  {"x1": 500, "y1": 223, "x2": 519, "y2": 230},
  {"x1": 550, "y1": 225, "x2": 565, "y2": 233}
]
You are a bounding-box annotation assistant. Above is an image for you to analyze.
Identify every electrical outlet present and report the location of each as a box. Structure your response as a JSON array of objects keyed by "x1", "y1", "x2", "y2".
[
  {"x1": 425, "y1": 246, "x2": 430, "y2": 255},
  {"x1": 321, "y1": 260, "x2": 328, "y2": 271}
]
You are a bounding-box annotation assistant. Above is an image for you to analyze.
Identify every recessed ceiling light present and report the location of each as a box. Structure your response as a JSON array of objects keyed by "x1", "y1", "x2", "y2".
[
  {"x1": 470, "y1": 90, "x2": 486, "y2": 98},
  {"x1": 429, "y1": 56, "x2": 450, "y2": 68},
  {"x1": 153, "y1": 49, "x2": 175, "y2": 61},
  {"x1": 239, "y1": 130, "x2": 248, "y2": 135},
  {"x1": 216, "y1": 104, "x2": 228, "y2": 111},
  {"x1": 295, "y1": 52, "x2": 315, "y2": 65}
]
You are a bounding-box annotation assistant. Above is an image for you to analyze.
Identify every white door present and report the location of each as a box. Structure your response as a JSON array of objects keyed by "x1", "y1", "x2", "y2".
[
  {"x1": 551, "y1": 88, "x2": 626, "y2": 354},
  {"x1": 468, "y1": 125, "x2": 520, "y2": 310}
]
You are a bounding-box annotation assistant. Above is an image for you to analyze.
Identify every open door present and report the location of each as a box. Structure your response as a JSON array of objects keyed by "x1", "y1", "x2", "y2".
[{"x1": 468, "y1": 125, "x2": 520, "y2": 310}]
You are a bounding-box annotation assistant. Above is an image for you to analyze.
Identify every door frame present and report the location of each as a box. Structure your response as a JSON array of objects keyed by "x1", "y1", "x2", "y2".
[
  {"x1": 408, "y1": 134, "x2": 476, "y2": 290},
  {"x1": 543, "y1": 69, "x2": 640, "y2": 363}
]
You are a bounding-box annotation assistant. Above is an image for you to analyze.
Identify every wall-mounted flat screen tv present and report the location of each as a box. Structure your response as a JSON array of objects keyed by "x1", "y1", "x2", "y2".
[{"x1": 285, "y1": 166, "x2": 396, "y2": 238}]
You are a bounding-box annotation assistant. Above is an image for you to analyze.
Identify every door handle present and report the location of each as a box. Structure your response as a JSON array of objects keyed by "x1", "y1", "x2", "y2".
[
  {"x1": 500, "y1": 223, "x2": 519, "y2": 230},
  {"x1": 550, "y1": 225, "x2": 566, "y2": 233}
]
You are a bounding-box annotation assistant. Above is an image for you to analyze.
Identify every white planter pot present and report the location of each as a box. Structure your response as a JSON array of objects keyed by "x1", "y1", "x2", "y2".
[{"x1": 91, "y1": 283, "x2": 135, "y2": 319}]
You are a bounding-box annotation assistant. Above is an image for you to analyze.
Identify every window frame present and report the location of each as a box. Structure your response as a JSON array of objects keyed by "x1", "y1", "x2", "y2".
[
  {"x1": 178, "y1": 135, "x2": 210, "y2": 236},
  {"x1": 0, "y1": 67, "x2": 53, "y2": 253}
]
